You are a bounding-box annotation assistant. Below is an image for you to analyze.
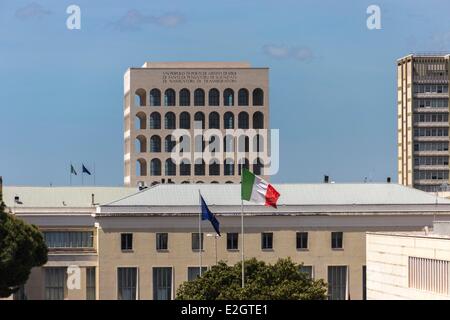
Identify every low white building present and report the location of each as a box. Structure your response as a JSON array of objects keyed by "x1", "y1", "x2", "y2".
[{"x1": 367, "y1": 221, "x2": 450, "y2": 300}]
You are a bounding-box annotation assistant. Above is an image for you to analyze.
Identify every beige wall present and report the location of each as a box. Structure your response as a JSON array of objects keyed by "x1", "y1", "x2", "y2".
[
  {"x1": 98, "y1": 228, "x2": 366, "y2": 300},
  {"x1": 367, "y1": 232, "x2": 450, "y2": 300},
  {"x1": 124, "y1": 65, "x2": 270, "y2": 187}
]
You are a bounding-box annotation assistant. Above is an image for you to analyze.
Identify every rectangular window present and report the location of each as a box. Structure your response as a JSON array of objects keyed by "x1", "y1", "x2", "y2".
[
  {"x1": 86, "y1": 267, "x2": 96, "y2": 300},
  {"x1": 362, "y1": 266, "x2": 367, "y2": 300},
  {"x1": 327, "y1": 266, "x2": 348, "y2": 300},
  {"x1": 43, "y1": 231, "x2": 93, "y2": 248},
  {"x1": 45, "y1": 267, "x2": 66, "y2": 300},
  {"x1": 261, "y1": 232, "x2": 273, "y2": 250},
  {"x1": 227, "y1": 233, "x2": 239, "y2": 250},
  {"x1": 296, "y1": 232, "x2": 308, "y2": 249},
  {"x1": 187, "y1": 267, "x2": 208, "y2": 281},
  {"x1": 121, "y1": 233, "x2": 133, "y2": 251},
  {"x1": 156, "y1": 233, "x2": 168, "y2": 251},
  {"x1": 153, "y1": 267, "x2": 172, "y2": 300},
  {"x1": 331, "y1": 232, "x2": 343, "y2": 249},
  {"x1": 300, "y1": 266, "x2": 314, "y2": 279},
  {"x1": 117, "y1": 267, "x2": 137, "y2": 300},
  {"x1": 192, "y1": 233, "x2": 204, "y2": 251}
]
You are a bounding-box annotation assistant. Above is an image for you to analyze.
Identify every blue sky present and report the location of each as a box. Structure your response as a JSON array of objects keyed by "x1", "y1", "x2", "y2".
[{"x1": 1, "y1": 0, "x2": 450, "y2": 186}]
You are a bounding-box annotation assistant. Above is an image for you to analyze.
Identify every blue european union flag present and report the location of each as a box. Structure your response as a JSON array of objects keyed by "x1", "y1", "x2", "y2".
[{"x1": 200, "y1": 195, "x2": 220, "y2": 236}]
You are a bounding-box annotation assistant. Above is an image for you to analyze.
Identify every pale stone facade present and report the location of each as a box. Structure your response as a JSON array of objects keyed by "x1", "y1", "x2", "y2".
[
  {"x1": 367, "y1": 225, "x2": 450, "y2": 300},
  {"x1": 123, "y1": 62, "x2": 269, "y2": 187}
]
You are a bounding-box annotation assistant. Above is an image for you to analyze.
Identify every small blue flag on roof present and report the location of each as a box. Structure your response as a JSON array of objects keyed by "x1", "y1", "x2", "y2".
[
  {"x1": 82, "y1": 164, "x2": 91, "y2": 175},
  {"x1": 200, "y1": 194, "x2": 220, "y2": 236}
]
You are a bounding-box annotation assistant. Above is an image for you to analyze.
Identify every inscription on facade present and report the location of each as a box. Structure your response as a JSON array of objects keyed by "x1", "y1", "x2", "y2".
[{"x1": 162, "y1": 71, "x2": 237, "y2": 84}]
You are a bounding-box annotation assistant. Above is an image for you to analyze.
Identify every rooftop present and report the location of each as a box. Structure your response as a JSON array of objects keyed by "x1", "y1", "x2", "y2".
[
  {"x1": 140, "y1": 61, "x2": 252, "y2": 69},
  {"x1": 2, "y1": 186, "x2": 138, "y2": 208},
  {"x1": 104, "y1": 183, "x2": 450, "y2": 207}
]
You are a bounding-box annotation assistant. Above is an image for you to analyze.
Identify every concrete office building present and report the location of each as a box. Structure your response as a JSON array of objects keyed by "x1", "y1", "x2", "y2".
[
  {"x1": 5, "y1": 182, "x2": 450, "y2": 300},
  {"x1": 366, "y1": 221, "x2": 450, "y2": 300},
  {"x1": 397, "y1": 54, "x2": 450, "y2": 192},
  {"x1": 123, "y1": 62, "x2": 269, "y2": 187}
]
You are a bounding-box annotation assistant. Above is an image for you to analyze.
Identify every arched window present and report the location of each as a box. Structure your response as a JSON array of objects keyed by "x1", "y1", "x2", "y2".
[
  {"x1": 181, "y1": 181, "x2": 190, "y2": 184},
  {"x1": 150, "y1": 135, "x2": 161, "y2": 152},
  {"x1": 135, "y1": 88, "x2": 146, "y2": 106},
  {"x1": 253, "y1": 112, "x2": 264, "y2": 129},
  {"x1": 194, "y1": 112, "x2": 205, "y2": 129},
  {"x1": 165, "y1": 135, "x2": 176, "y2": 152},
  {"x1": 180, "y1": 135, "x2": 190, "y2": 152},
  {"x1": 194, "y1": 135, "x2": 205, "y2": 152},
  {"x1": 224, "y1": 158, "x2": 234, "y2": 176},
  {"x1": 135, "y1": 112, "x2": 146, "y2": 130},
  {"x1": 135, "y1": 135, "x2": 147, "y2": 153},
  {"x1": 180, "y1": 112, "x2": 191, "y2": 129},
  {"x1": 238, "y1": 89, "x2": 249, "y2": 106},
  {"x1": 136, "y1": 158, "x2": 147, "y2": 176},
  {"x1": 211, "y1": 181, "x2": 219, "y2": 184},
  {"x1": 238, "y1": 135, "x2": 249, "y2": 152},
  {"x1": 180, "y1": 159, "x2": 191, "y2": 176},
  {"x1": 224, "y1": 112, "x2": 234, "y2": 129},
  {"x1": 179, "y1": 89, "x2": 190, "y2": 106},
  {"x1": 253, "y1": 134, "x2": 264, "y2": 152},
  {"x1": 209, "y1": 159, "x2": 220, "y2": 176},
  {"x1": 224, "y1": 135, "x2": 234, "y2": 152},
  {"x1": 253, "y1": 88, "x2": 264, "y2": 106},
  {"x1": 209, "y1": 135, "x2": 220, "y2": 153},
  {"x1": 238, "y1": 112, "x2": 249, "y2": 129},
  {"x1": 164, "y1": 89, "x2": 176, "y2": 106},
  {"x1": 194, "y1": 89, "x2": 205, "y2": 106},
  {"x1": 253, "y1": 158, "x2": 263, "y2": 175},
  {"x1": 165, "y1": 159, "x2": 176, "y2": 176},
  {"x1": 150, "y1": 159, "x2": 161, "y2": 176},
  {"x1": 149, "y1": 112, "x2": 161, "y2": 129},
  {"x1": 164, "y1": 112, "x2": 176, "y2": 129},
  {"x1": 238, "y1": 158, "x2": 249, "y2": 175},
  {"x1": 223, "y1": 89, "x2": 234, "y2": 106},
  {"x1": 209, "y1": 112, "x2": 220, "y2": 129},
  {"x1": 225, "y1": 181, "x2": 234, "y2": 184},
  {"x1": 196, "y1": 181, "x2": 204, "y2": 184},
  {"x1": 209, "y1": 89, "x2": 220, "y2": 106},
  {"x1": 195, "y1": 159, "x2": 205, "y2": 176},
  {"x1": 150, "y1": 89, "x2": 161, "y2": 106}
]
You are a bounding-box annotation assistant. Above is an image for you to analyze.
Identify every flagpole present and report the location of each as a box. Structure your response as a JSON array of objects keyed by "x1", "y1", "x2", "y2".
[
  {"x1": 198, "y1": 190, "x2": 202, "y2": 277},
  {"x1": 241, "y1": 162, "x2": 245, "y2": 288}
]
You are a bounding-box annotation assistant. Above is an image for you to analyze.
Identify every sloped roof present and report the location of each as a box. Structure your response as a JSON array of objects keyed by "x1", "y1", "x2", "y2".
[
  {"x1": 104, "y1": 183, "x2": 450, "y2": 207},
  {"x1": 2, "y1": 186, "x2": 138, "y2": 208}
]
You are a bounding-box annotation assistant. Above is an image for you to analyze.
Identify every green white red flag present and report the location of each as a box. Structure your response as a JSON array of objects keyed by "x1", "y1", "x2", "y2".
[{"x1": 241, "y1": 168, "x2": 280, "y2": 208}]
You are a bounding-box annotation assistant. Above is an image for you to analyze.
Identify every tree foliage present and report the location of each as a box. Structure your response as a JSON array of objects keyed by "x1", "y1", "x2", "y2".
[
  {"x1": 176, "y1": 257, "x2": 327, "y2": 300},
  {"x1": 0, "y1": 189, "x2": 48, "y2": 297}
]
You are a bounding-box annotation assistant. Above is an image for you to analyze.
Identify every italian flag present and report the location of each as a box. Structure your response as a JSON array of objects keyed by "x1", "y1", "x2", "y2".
[{"x1": 241, "y1": 168, "x2": 280, "y2": 208}]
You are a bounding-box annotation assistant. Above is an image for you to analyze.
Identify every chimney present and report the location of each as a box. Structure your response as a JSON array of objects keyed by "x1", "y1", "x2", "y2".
[
  {"x1": 387, "y1": 177, "x2": 391, "y2": 183},
  {"x1": 91, "y1": 194, "x2": 95, "y2": 206},
  {"x1": 324, "y1": 175, "x2": 329, "y2": 183}
]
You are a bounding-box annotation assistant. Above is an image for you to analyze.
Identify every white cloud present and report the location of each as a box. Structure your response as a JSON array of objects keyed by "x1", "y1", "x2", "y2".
[
  {"x1": 112, "y1": 10, "x2": 185, "y2": 31},
  {"x1": 263, "y1": 44, "x2": 314, "y2": 62},
  {"x1": 15, "y1": 2, "x2": 51, "y2": 20}
]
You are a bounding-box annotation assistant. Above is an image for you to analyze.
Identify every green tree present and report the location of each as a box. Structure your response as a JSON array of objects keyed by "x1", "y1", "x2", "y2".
[
  {"x1": 0, "y1": 187, "x2": 48, "y2": 297},
  {"x1": 176, "y1": 257, "x2": 327, "y2": 300}
]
